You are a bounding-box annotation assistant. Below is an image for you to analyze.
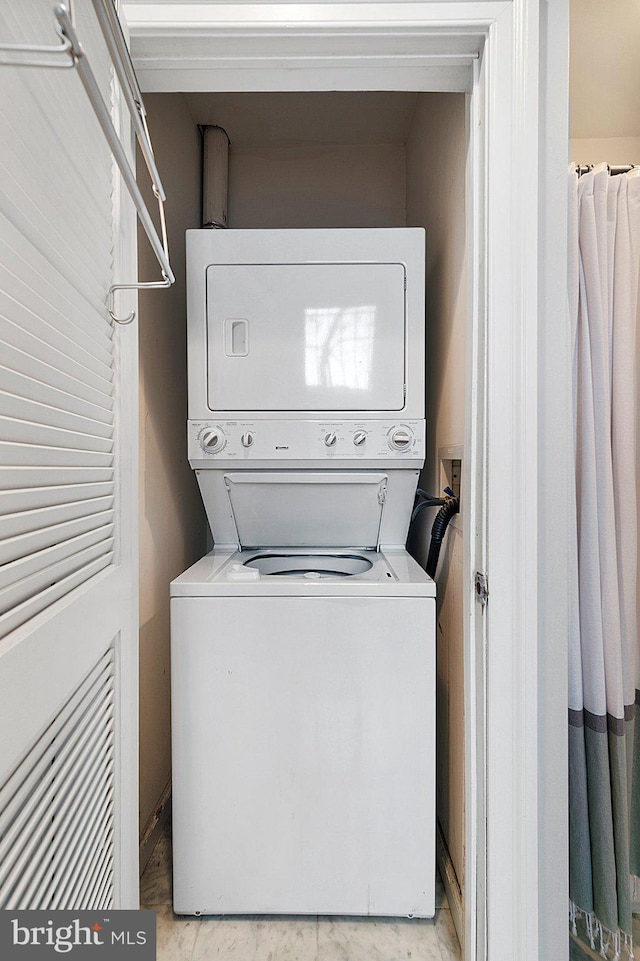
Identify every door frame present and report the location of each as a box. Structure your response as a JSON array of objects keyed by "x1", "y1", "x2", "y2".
[
  {"x1": 111, "y1": 56, "x2": 141, "y2": 908},
  {"x1": 123, "y1": 2, "x2": 571, "y2": 957}
]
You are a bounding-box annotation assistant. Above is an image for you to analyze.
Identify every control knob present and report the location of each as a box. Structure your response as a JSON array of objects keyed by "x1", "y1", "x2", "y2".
[
  {"x1": 200, "y1": 427, "x2": 226, "y2": 453},
  {"x1": 241, "y1": 432, "x2": 254, "y2": 448},
  {"x1": 353, "y1": 430, "x2": 367, "y2": 447},
  {"x1": 324, "y1": 432, "x2": 338, "y2": 448},
  {"x1": 388, "y1": 426, "x2": 413, "y2": 451}
]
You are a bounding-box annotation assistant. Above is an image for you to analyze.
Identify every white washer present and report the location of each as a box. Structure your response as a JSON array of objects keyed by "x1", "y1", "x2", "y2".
[
  {"x1": 172, "y1": 228, "x2": 435, "y2": 918},
  {"x1": 171, "y1": 548, "x2": 435, "y2": 918}
]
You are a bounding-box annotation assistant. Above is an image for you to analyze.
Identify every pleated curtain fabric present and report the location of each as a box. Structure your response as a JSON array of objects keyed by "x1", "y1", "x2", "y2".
[{"x1": 569, "y1": 163, "x2": 640, "y2": 957}]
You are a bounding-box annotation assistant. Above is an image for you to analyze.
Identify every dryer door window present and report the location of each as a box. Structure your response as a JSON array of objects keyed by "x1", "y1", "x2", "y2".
[{"x1": 206, "y1": 263, "x2": 406, "y2": 412}]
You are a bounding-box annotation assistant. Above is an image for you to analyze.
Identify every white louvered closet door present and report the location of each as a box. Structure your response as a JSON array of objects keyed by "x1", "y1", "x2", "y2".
[{"x1": 0, "y1": 1, "x2": 138, "y2": 908}]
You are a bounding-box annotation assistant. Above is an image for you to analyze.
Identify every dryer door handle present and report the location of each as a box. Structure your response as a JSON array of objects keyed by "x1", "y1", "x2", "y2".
[{"x1": 224, "y1": 318, "x2": 249, "y2": 357}]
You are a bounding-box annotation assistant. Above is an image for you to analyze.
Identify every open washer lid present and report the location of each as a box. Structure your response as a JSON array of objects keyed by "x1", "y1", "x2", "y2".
[{"x1": 223, "y1": 472, "x2": 388, "y2": 550}]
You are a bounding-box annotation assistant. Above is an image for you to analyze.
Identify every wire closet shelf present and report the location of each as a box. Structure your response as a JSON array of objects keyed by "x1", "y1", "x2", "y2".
[{"x1": 0, "y1": 0, "x2": 175, "y2": 324}]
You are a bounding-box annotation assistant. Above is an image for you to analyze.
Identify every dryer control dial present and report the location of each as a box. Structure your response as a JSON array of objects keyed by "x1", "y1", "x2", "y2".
[
  {"x1": 200, "y1": 427, "x2": 226, "y2": 453},
  {"x1": 241, "y1": 432, "x2": 254, "y2": 448},
  {"x1": 388, "y1": 426, "x2": 414, "y2": 451},
  {"x1": 353, "y1": 430, "x2": 367, "y2": 447},
  {"x1": 324, "y1": 431, "x2": 338, "y2": 448}
]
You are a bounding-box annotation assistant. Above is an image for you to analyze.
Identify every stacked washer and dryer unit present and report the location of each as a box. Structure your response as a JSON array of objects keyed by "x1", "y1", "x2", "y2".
[{"x1": 171, "y1": 228, "x2": 436, "y2": 919}]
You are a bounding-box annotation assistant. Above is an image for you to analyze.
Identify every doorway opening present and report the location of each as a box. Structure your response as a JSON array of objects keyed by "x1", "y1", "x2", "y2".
[{"x1": 137, "y1": 86, "x2": 473, "y2": 957}]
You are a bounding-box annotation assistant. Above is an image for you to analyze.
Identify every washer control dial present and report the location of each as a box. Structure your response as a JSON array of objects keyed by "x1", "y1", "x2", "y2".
[
  {"x1": 324, "y1": 431, "x2": 338, "y2": 448},
  {"x1": 199, "y1": 427, "x2": 226, "y2": 453},
  {"x1": 241, "y1": 432, "x2": 254, "y2": 448},
  {"x1": 388, "y1": 426, "x2": 414, "y2": 451},
  {"x1": 353, "y1": 430, "x2": 367, "y2": 447}
]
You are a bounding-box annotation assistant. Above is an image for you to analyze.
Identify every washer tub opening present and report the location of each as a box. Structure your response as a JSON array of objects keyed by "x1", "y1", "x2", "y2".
[{"x1": 245, "y1": 553, "x2": 373, "y2": 577}]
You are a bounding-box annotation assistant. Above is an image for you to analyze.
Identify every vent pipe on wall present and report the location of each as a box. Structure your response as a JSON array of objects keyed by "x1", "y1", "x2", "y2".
[{"x1": 202, "y1": 125, "x2": 229, "y2": 228}]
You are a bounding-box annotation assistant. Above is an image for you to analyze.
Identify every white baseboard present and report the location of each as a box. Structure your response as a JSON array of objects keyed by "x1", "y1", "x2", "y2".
[
  {"x1": 436, "y1": 822, "x2": 463, "y2": 951},
  {"x1": 139, "y1": 779, "x2": 172, "y2": 877}
]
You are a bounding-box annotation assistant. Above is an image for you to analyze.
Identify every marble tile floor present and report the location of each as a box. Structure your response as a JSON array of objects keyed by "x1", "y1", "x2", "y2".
[{"x1": 141, "y1": 823, "x2": 462, "y2": 961}]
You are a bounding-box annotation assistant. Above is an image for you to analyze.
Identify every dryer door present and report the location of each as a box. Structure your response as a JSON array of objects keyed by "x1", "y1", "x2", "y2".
[{"x1": 206, "y1": 263, "x2": 406, "y2": 412}]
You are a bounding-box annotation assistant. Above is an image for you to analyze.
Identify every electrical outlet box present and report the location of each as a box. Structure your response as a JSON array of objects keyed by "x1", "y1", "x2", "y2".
[
  {"x1": 443, "y1": 458, "x2": 461, "y2": 499},
  {"x1": 438, "y1": 446, "x2": 463, "y2": 531}
]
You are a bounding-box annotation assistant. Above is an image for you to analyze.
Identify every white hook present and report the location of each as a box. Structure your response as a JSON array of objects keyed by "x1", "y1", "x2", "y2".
[
  {"x1": 108, "y1": 287, "x2": 136, "y2": 325},
  {"x1": 108, "y1": 272, "x2": 172, "y2": 326}
]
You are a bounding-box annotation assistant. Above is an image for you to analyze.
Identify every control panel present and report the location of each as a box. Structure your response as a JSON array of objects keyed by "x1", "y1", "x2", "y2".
[{"x1": 188, "y1": 419, "x2": 425, "y2": 464}]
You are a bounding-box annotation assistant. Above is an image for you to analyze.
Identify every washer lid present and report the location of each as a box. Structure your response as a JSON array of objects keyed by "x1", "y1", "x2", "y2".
[{"x1": 223, "y1": 472, "x2": 388, "y2": 549}]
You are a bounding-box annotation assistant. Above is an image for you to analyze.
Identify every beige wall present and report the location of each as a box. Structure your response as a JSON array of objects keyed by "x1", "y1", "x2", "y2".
[
  {"x1": 406, "y1": 92, "x2": 467, "y2": 892},
  {"x1": 570, "y1": 0, "x2": 640, "y2": 164},
  {"x1": 570, "y1": 0, "x2": 640, "y2": 142},
  {"x1": 228, "y1": 143, "x2": 406, "y2": 228},
  {"x1": 137, "y1": 93, "x2": 207, "y2": 834},
  {"x1": 571, "y1": 138, "x2": 640, "y2": 166},
  {"x1": 185, "y1": 92, "x2": 410, "y2": 228}
]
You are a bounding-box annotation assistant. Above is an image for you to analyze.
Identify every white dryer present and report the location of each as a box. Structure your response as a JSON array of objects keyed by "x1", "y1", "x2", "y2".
[{"x1": 171, "y1": 228, "x2": 436, "y2": 918}]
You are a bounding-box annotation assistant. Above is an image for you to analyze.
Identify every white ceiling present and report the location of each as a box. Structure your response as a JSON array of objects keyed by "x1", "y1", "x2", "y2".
[
  {"x1": 570, "y1": 0, "x2": 640, "y2": 139},
  {"x1": 182, "y1": 92, "x2": 420, "y2": 146}
]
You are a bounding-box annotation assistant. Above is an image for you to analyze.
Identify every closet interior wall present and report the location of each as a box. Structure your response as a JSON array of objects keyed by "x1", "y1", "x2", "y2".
[
  {"x1": 136, "y1": 92, "x2": 468, "y2": 900},
  {"x1": 407, "y1": 92, "x2": 467, "y2": 904},
  {"x1": 137, "y1": 94, "x2": 208, "y2": 847}
]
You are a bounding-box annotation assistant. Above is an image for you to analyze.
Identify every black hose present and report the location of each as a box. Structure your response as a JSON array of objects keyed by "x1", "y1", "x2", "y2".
[
  {"x1": 411, "y1": 497, "x2": 444, "y2": 522},
  {"x1": 425, "y1": 496, "x2": 460, "y2": 579},
  {"x1": 410, "y1": 487, "x2": 453, "y2": 522}
]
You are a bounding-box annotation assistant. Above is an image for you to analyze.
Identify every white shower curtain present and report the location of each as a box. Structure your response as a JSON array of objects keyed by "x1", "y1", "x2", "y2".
[{"x1": 569, "y1": 163, "x2": 640, "y2": 957}]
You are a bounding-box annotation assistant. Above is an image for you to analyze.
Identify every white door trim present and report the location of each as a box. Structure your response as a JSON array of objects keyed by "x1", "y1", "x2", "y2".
[
  {"x1": 123, "y1": 2, "x2": 570, "y2": 957},
  {"x1": 482, "y1": 5, "x2": 540, "y2": 956},
  {"x1": 464, "y1": 52, "x2": 488, "y2": 961},
  {"x1": 111, "y1": 57, "x2": 140, "y2": 908}
]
